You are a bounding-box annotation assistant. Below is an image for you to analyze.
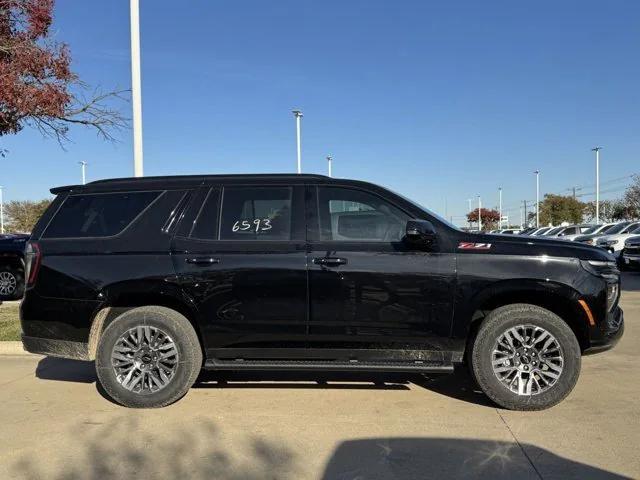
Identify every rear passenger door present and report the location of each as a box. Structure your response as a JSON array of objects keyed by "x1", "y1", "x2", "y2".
[{"x1": 172, "y1": 184, "x2": 308, "y2": 359}]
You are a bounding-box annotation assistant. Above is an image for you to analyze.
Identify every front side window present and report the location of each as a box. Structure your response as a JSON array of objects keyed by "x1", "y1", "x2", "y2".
[
  {"x1": 43, "y1": 191, "x2": 160, "y2": 238},
  {"x1": 317, "y1": 187, "x2": 409, "y2": 242},
  {"x1": 219, "y1": 187, "x2": 292, "y2": 240}
]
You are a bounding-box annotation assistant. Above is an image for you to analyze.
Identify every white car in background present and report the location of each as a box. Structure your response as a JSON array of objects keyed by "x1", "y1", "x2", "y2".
[
  {"x1": 561, "y1": 223, "x2": 612, "y2": 241},
  {"x1": 596, "y1": 222, "x2": 640, "y2": 257}
]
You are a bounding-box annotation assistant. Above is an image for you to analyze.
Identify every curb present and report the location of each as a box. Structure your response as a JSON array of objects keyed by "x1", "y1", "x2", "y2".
[{"x1": 0, "y1": 341, "x2": 34, "y2": 356}]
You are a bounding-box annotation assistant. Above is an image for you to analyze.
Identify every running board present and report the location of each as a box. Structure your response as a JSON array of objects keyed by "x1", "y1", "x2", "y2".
[{"x1": 204, "y1": 358, "x2": 454, "y2": 373}]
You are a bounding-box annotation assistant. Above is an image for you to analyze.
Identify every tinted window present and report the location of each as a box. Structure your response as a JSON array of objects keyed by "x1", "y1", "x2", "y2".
[
  {"x1": 219, "y1": 187, "x2": 292, "y2": 240},
  {"x1": 317, "y1": 187, "x2": 409, "y2": 241},
  {"x1": 189, "y1": 189, "x2": 220, "y2": 239},
  {"x1": 43, "y1": 191, "x2": 160, "y2": 238},
  {"x1": 606, "y1": 223, "x2": 630, "y2": 234}
]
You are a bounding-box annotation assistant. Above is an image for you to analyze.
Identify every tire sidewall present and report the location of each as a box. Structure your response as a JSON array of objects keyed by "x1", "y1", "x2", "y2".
[
  {"x1": 472, "y1": 304, "x2": 581, "y2": 411},
  {"x1": 95, "y1": 307, "x2": 202, "y2": 408}
]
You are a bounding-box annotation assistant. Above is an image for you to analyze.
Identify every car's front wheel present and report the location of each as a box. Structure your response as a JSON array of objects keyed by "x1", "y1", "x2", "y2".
[
  {"x1": 471, "y1": 303, "x2": 581, "y2": 411},
  {"x1": 95, "y1": 306, "x2": 202, "y2": 408}
]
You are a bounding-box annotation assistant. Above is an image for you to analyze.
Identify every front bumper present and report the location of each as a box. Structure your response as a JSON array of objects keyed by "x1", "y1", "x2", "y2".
[{"x1": 583, "y1": 307, "x2": 624, "y2": 355}]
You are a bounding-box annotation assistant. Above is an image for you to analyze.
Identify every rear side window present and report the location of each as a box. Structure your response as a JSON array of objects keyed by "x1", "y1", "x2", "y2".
[
  {"x1": 43, "y1": 191, "x2": 160, "y2": 238},
  {"x1": 219, "y1": 187, "x2": 292, "y2": 240}
]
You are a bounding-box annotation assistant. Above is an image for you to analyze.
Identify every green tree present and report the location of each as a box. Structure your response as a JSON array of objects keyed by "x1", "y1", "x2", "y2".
[
  {"x1": 621, "y1": 175, "x2": 640, "y2": 219},
  {"x1": 538, "y1": 194, "x2": 585, "y2": 225},
  {"x1": 5, "y1": 199, "x2": 51, "y2": 233}
]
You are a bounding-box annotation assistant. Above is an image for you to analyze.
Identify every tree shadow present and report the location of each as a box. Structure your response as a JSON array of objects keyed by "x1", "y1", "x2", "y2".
[
  {"x1": 11, "y1": 417, "x2": 300, "y2": 480},
  {"x1": 321, "y1": 437, "x2": 631, "y2": 480}
]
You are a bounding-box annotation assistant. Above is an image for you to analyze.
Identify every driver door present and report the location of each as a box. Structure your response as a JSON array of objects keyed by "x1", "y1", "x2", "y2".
[{"x1": 306, "y1": 185, "x2": 456, "y2": 359}]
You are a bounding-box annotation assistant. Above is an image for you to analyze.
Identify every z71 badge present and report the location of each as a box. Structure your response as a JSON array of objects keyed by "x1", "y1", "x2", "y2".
[{"x1": 458, "y1": 242, "x2": 492, "y2": 250}]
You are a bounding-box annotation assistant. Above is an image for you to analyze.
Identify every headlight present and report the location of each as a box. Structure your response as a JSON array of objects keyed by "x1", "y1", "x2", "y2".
[
  {"x1": 606, "y1": 282, "x2": 619, "y2": 312},
  {"x1": 606, "y1": 240, "x2": 619, "y2": 246},
  {"x1": 580, "y1": 260, "x2": 620, "y2": 312}
]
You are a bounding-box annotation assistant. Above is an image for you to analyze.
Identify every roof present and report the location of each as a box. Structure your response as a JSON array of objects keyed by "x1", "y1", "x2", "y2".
[{"x1": 50, "y1": 173, "x2": 335, "y2": 194}]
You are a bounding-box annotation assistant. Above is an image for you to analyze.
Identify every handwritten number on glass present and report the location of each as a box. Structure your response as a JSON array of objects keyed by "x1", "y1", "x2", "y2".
[{"x1": 232, "y1": 218, "x2": 273, "y2": 233}]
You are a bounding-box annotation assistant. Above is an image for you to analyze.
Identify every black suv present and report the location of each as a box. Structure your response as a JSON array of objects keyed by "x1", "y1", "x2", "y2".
[
  {"x1": 21, "y1": 174, "x2": 624, "y2": 409},
  {"x1": 0, "y1": 233, "x2": 29, "y2": 300}
]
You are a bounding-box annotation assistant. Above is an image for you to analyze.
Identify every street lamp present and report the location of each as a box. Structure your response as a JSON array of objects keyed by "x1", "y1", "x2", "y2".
[
  {"x1": 534, "y1": 170, "x2": 540, "y2": 228},
  {"x1": 498, "y1": 187, "x2": 502, "y2": 229},
  {"x1": 78, "y1": 161, "x2": 87, "y2": 185},
  {"x1": 327, "y1": 155, "x2": 332, "y2": 177},
  {"x1": 477, "y1": 195, "x2": 482, "y2": 231},
  {"x1": 592, "y1": 147, "x2": 602, "y2": 224},
  {"x1": 130, "y1": 0, "x2": 144, "y2": 177},
  {"x1": 292, "y1": 110, "x2": 303, "y2": 174}
]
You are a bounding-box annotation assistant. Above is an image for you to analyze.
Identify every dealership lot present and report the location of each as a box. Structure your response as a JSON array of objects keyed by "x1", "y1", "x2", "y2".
[{"x1": 0, "y1": 273, "x2": 638, "y2": 479}]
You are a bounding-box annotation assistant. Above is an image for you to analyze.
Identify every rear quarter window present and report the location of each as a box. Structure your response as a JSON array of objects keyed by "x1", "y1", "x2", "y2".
[{"x1": 42, "y1": 191, "x2": 161, "y2": 239}]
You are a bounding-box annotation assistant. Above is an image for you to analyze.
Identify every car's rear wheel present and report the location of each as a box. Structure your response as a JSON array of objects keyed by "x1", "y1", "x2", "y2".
[
  {"x1": 0, "y1": 265, "x2": 24, "y2": 301},
  {"x1": 470, "y1": 303, "x2": 581, "y2": 411},
  {"x1": 95, "y1": 306, "x2": 202, "y2": 408}
]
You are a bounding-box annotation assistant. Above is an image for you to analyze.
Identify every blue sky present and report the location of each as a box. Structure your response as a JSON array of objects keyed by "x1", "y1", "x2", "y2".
[{"x1": 1, "y1": 0, "x2": 639, "y2": 225}]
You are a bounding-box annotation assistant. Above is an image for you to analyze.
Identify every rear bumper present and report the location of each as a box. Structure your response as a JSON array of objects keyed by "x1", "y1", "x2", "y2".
[
  {"x1": 22, "y1": 335, "x2": 89, "y2": 360},
  {"x1": 583, "y1": 307, "x2": 624, "y2": 355}
]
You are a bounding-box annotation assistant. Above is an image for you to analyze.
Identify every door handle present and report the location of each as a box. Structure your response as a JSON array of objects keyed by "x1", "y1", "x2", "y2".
[
  {"x1": 185, "y1": 257, "x2": 220, "y2": 265},
  {"x1": 313, "y1": 257, "x2": 348, "y2": 266}
]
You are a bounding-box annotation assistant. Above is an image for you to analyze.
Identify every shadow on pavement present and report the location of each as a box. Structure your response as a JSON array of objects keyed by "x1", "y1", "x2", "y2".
[
  {"x1": 35, "y1": 356, "x2": 96, "y2": 384},
  {"x1": 35, "y1": 357, "x2": 498, "y2": 406},
  {"x1": 321, "y1": 438, "x2": 631, "y2": 480},
  {"x1": 621, "y1": 272, "x2": 640, "y2": 292},
  {"x1": 10, "y1": 416, "x2": 630, "y2": 479}
]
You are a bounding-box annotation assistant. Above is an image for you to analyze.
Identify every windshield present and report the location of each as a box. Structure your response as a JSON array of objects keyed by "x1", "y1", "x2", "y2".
[
  {"x1": 606, "y1": 222, "x2": 630, "y2": 234},
  {"x1": 630, "y1": 225, "x2": 640, "y2": 234},
  {"x1": 545, "y1": 226, "x2": 564, "y2": 235},
  {"x1": 582, "y1": 224, "x2": 602, "y2": 234}
]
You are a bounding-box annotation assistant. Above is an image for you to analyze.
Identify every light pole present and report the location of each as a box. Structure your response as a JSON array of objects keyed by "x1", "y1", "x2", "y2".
[
  {"x1": 498, "y1": 187, "x2": 502, "y2": 229},
  {"x1": 0, "y1": 186, "x2": 4, "y2": 234},
  {"x1": 327, "y1": 155, "x2": 332, "y2": 177},
  {"x1": 292, "y1": 110, "x2": 303, "y2": 174},
  {"x1": 477, "y1": 195, "x2": 482, "y2": 231},
  {"x1": 592, "y1": 147, "x2": 602, "y2": 224},
  {"x1": 78, "y1": 161, "x2": 87, "y2": 185},
  {"x1": 534, "y1": 170, "x2": 540, "y2": 228},
  {"x1": 130, "y1": 0, "x2": 144, "y2": 177}
]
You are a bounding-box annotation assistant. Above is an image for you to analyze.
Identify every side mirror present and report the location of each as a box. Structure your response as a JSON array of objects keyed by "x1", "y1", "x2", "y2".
[{"x1": 405, "y1": 219, "x2": 437, "y2": 246}]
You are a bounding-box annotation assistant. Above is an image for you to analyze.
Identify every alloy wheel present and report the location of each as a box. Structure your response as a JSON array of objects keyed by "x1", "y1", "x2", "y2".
[
  {"x1": 492, "y1": 324, "x2": 564, "y2": 396},
  {"x1": 0, "y1": 271, "x2": 17, "y2": 296},
  {"x1": 111, "y1": 325, "x2": 179, "y2": 395}
]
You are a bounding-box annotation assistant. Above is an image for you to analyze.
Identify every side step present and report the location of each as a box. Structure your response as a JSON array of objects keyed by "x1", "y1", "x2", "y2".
[{"x1": 204, "y1": 358, "x2": 454, "y2": 373}]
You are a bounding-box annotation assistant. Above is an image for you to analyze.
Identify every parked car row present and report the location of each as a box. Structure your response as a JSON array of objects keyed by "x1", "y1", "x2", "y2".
[{"x1": 490, "y1": 221, "x2": 640, "y2": 271}]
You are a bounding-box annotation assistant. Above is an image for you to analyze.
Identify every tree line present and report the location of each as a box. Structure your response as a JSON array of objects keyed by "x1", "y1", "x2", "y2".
[{"x1": 467, "y1": 175, "x2": 640, "y2": 230}]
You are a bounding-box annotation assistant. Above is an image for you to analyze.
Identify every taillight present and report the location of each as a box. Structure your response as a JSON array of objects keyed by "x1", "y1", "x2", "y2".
[{"x1": 24, "y1": 242, "x2": 42, "y2": 287}]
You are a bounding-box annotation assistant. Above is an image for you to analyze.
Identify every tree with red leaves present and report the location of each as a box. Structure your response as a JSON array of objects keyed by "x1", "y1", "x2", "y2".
[
  {"x1": 466, "y1": 208, "x2": 501, "y2": 230},
  {"x1": 0, "y1": 0, "x2": 127, "y2": 147}
]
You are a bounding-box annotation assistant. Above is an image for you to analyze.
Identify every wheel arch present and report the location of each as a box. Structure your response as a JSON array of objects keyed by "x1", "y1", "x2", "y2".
[
  {"x1": 87, "y1": 289, "x2": 203, "y2": 360},
  {"x1": 462, "y1": 280, "x2": 591, "y2": 357}
]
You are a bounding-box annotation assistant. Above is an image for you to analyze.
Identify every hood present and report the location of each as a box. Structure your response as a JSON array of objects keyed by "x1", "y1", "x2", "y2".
[{"x1": 463, "y1": 232, "x2": 614, "y2": 262}]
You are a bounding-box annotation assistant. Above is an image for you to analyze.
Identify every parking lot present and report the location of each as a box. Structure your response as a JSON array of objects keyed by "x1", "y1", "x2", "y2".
[{"x1": 0, "y1": 273, "x2": 637, "y2": 479}]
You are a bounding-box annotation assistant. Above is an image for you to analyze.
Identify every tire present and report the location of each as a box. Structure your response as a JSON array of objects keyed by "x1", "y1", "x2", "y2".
[
  {"x1": 470, "y1": 303, "x2": 581, "y2": 411},
  {"x1": 0, "y1": 265, "x2": 24, "y2": 301},
  {"x1": 95, "y1": 306, "x2": 203, "y2": 408}
]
